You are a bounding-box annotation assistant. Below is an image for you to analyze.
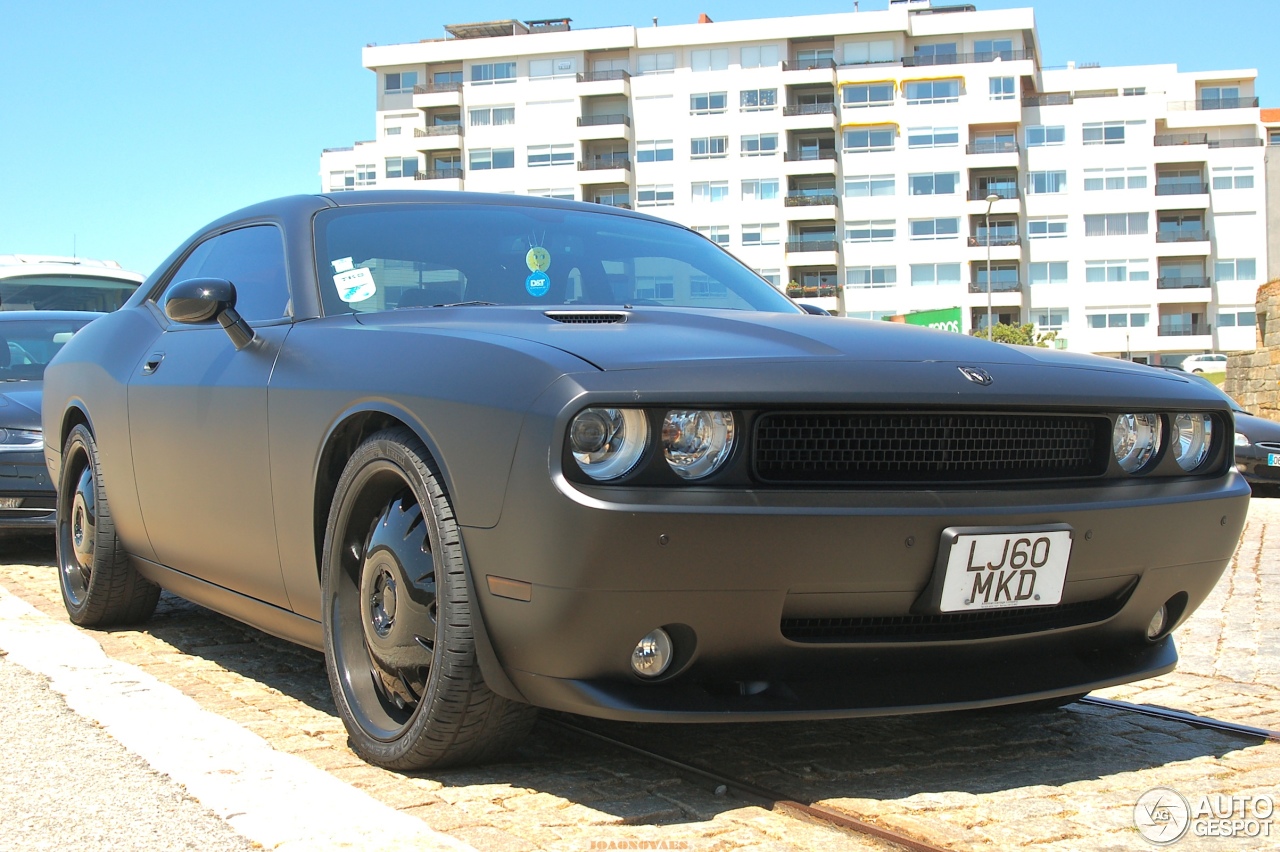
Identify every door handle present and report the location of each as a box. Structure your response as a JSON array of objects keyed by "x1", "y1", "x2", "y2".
[{"x1": 141, "y1": 352, "x2": 165, "y2": 376}]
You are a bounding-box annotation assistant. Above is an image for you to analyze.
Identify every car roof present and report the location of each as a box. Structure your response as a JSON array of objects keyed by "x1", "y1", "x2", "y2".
[
  {"x1": 0, "y1": 310, "x2": 105, "y2": 323},
  {"x1": 0, "y1": 255, "x2": 144, "y2": 284}
]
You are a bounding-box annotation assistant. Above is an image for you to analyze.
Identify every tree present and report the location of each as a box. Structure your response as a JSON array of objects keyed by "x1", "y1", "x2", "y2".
[{"x1": 970, "y1": 322, "x2": 1057, "y2": 348}]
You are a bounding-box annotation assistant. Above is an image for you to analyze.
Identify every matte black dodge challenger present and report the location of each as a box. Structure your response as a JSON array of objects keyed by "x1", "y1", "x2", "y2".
[{"x1": 43, "y1": 192, "x2": 1248, "y2": 769}]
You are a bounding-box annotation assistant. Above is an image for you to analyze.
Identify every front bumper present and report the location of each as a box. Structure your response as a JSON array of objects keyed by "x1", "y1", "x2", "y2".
[
  {"x1": 0, "y1": 451, "x2": 56, "y2": 533},
  {"x1": 1236, "y1": 447, "x2": 1280, "y2": 485}
]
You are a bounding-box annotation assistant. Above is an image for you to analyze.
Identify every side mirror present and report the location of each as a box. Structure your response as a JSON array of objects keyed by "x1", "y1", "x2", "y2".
[
  {"x1": 164, "y1": 278, "x2": 256, "y2": 350},
  {"x1": 798, "y1": 303, "x2": 831, "y2": 316}
]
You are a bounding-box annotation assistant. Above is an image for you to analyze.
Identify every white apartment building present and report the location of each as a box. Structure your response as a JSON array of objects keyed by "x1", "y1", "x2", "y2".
[{"x1": 320, "y1": 1, "x2": 1270, "y2": 364}]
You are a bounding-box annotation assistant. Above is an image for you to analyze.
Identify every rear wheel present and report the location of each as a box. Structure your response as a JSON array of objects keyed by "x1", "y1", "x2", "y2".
[
  {"x1": 56, "y1": 424, "x2": 160, "y2": 626},
  {"x1": 321, "y1": 427, "x2": 535, "y2": 769}
]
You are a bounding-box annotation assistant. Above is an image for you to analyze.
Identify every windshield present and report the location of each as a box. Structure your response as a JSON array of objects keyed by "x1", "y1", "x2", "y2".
[
  {"x1": 0, "y1": 317, "x2": 95, "y2": 381},
  {"x1": 314, "y1": 202, "x2": 800, "y2": 315},
  {"x1": 0, "y1": 274, "x2": 138, "y2": 312}
]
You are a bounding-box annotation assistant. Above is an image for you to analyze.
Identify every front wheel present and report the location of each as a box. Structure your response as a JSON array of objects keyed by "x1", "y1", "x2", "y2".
[{"x1": 321, "y1": 427, "x2": 535, "y2": 769}]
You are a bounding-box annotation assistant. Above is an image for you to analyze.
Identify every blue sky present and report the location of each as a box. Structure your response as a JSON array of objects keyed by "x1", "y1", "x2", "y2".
[{"x1": 1, "y1": 0, "x2": 1276, "y2": 275}]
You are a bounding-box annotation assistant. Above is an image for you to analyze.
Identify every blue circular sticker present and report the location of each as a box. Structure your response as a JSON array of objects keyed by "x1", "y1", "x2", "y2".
[{"x1": 526, "y1": 270, "x2": 551, "y2": 297}]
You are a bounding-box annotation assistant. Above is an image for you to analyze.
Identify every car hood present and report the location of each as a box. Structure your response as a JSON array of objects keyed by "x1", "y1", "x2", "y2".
[
  {"x1": 1236, "y1": 410, "x2": 1280, "y2": 442},
  {"x1": 0, "y1": 383, "x2": 42, "y2": 429}
]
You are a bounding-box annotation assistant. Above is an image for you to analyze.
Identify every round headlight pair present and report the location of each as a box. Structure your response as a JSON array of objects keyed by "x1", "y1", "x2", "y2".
[
  {"x1": 569, "y1": 408, "x2": 735, "y2": 481},
  {"x1": 1112, "y1": 413, "x2": 1213, "y2": 473}
]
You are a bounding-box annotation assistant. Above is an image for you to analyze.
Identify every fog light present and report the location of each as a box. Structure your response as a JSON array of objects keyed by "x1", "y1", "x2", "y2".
[
  {"x1": 1146, "y1": 605, "x2": 1168, "y2": 640},
  {"x1": 630, "y1": 628, "x2": 673, "y2": 678}
]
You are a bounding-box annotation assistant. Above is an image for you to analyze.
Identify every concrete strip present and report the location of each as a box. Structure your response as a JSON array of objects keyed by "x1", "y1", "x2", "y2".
[{"x1": 0, "y1": 587, "x2": 476, "y2": 852}]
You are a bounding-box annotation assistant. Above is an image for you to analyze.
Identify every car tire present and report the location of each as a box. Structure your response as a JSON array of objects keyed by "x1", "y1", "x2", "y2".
[
  {"x1": 321, "y1": 427, "x2": 536, "y2": 769},
  {"x1": 56, "y1": 424, "x2": 160, "y2": 626}
]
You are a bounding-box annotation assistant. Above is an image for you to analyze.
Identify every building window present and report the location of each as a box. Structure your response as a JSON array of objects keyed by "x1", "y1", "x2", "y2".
[
  {"x1": 690, "y1": 92, "x2": 728, "y2": 114},
  {"x1": 469, "y1": 106, "x2": 515, "y2": 126},
  {"x1": 740, "y1": 45, "x2": 780, "y2": 69},
  {"x1": 1087, "y1": 311, "x2": 1149, "y2": 329},
  {"x1": 912, "y1": 42, "x2": 957, "y2": 63},
  {"x1": 974, "y1": 38, "x2": 1014, "y2": 60},
  {"x1": 384, "y1": 126, "x2": 402, "y2": 137},
  {"x1": 694, "y1": 225, "x2": 730, "y2": 245},
  {"x1": 742, "y1": 178, "x2": 780, "y2": 201},
  {"x1": 692, "y1": 181, "x2": 729, "y2": 203},
  {"x1": 349, "y1": 164, "x2": 374, "y2": 186},
  {"x1": 1215, "y1": 258, "x2": 1257, "y2": 281},
  {"x1": 470, "y1": 62, "x2": 516, "y2": 84},
  {"x1": 636, "y1": 140, "x2": 674, "y2": 163},
  {"x1": 845, "y1": 220, "x2": 895, "y2": 242},
  {"x1": 528, "y1": 188, "x2": 575, "y2": 200},
  {"x1": 757, "y1": 268, "x2": 782, "y2": 288},
  {"x1": 1083, "y1": 213, "x2": 1148, "y2": 236},
  {"x1": 469, "y1": 148, "x2": 514, "y2": 170},
  {"x1": 847, "y1": 266, "x2": 897, "y2": 288},
  {"x1": 740, "y1": 88, "x2": 777, "y2": 111},
  {"x1": 909, "y1": 218, "x2": 960, "y2": 240},
  {"x1": 903, "y1": 78, "x2": 960, "y2": 104},
  {"x1": 795, "y1": 47, "x2": 834, "y2": 66},
  {"x1": 742, "y1": 223, "x2": 780, "y2": 245},
  {"x1": 989, "y1": 77, "x2": 1015, "y2": 101},
  {"x1": 1212, "y1": 166, "x2": 1255, "y2": 190},
  {"x1": 1028, "y1": 216, "x2": 1067, "y2": 239},
  {"x1": 1028, "y1": 171, "x2": 1068, "y2": 194},
  {"x1": 636, "y1": 275, "x2": 675, "y2": 300},
  {"x1": 1218, "y1": 308, "x2": 1258, "y2": 327},
  {"x1": 907, "y1": 126, "x2": 959, "y2": 148},
  {"x1": 845, "y1": 174, "x2": 894, "y2": 197},
  {"x1": 1025, "y1": 125, "x2": 1065, "y2": 147},
  {"x1": 527, "y1": 144, "x2": 574, "y2": 167},
  {"x1": 1083, "y1": 121, "x2": 1124, "y2": 145},
  {"x1": 1084, "y1": 167, "x2": 1146, "y2": 191},
  {"x1": 1123, "y1": 87, "x2": 1147, "y2": 96},
  {"x1": 1032, "y1": 308, "x2": 1069, "y2": 332},
  {"x1": 384, "y1": 71, "x2": 418, "y2": 94},
  {"x1": 1030, "y1": 261, "x2": 1068, "y2": 285},
  {"x1": 691, "y1": 48, "x2": 729, "y2": 72},
  {"x1": 844, "y1": 126, "x2": 896, "y2": 153},
  {"x1": 637, "y1": 52, "x2": 675, "y2": 75},
  {"x1": 908, "y1": 172, "x2": 958, "y2": 195},
  {"x1": 741, "y1": 133, "x2": 779, "y2": 156},
  {"x1": 842, "y1": 83, "x2": 894, "y2": 108},
  {"x1": 636, "y1": 184, "x2": 674, "y2": 207},
  {"x1": 910, "y1": 263, "x2": 961, "y2": 286},
  {"x1": 383, "y1": 158, "x2": 416, "y2": 180},
  {"x1": 843, "y1": 40, "x2": 894, "y2": 65},
  {"x1": 329, "y1": 170, "x2": 354, "y2": 192},
  {"x1": 690, "y1": 137, "x2": 728, "y2": 159},
  {"x1": 1085, "y1": 260, "x2": 1149, "y2": 282}
]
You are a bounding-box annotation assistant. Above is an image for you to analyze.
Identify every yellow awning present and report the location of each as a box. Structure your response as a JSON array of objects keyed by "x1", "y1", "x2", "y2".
[
  {"x1": 838, "y1": 79, "x2": 898, "y2": 89},
  {"x1": 840, "y1": 121, "x2": 899, "y2": 130},
  {"x1": 900, "y1": 75, "x2": 964, "y2": 86}
]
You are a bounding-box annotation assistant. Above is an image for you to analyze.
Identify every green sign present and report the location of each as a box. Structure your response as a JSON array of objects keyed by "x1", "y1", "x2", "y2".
[{"x1": 904, "y1": 306, "x2": 962, "y2": 333}]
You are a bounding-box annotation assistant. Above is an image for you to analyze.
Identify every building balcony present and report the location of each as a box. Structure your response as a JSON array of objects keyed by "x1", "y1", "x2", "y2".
[
  {"x1": 1168, "y1": 97, "x2": 1260, "y2": 111},
  {"x1": 784, "y1": 193, "x2": 839, "y2": 207},
  {"x1": 412, "y1": 83, "x2": 463, "y2": 109},
  {"x1": 967, "y1": 235, "x2": 1021, "y2": 247},
  {"x1": 1154, "y1": 133, "x2": 1208, "y2": 147},
  {"x1": 783, "y1": 149, "x2": 837, "y2": 163},
  {"x1": 1155, "y1": 230, "x2": 1210, "y2": 243},
  {"x1": 1156, "y1": 276, "x2": 1211, "y2": 290},
  {"x1": 1022, "y1": 93, "x2": 1072, "y2": 107},
  {"x1": 966, "y1": 140, "x2": 1019, "y2": 155},
  {"x1": 782, "y1": 103, "x2": 839, "y2": 131},
  {"x1": 902, "y1": 49, "x2": 1034, "y2": 67},
  {"x1": 578, "y1": 156, "x2": 632, "y2": 171},
  {"x1": 1209, "y1": 137, "x2": 1263, "y2": 148},
  {"x1": 577, "y1": 114, "x2": 631, "y2": 127},
  {"x1": 967, "y1": 187, "x2": 1018, "y2": 201},
  {"x1": 414, "y1": 169, "x2": 464, "y2": 190},
  {"x1": 413, "y1": 126, "x2": 463, "y2": 151},
  {"x1": 785, "y1": 240, "x2": 839, "y2": 253},
  {"x1": 576, "y1": 69, "x2": 630, "y2": 97},
  {"x1": 1158, "y1": 323, "x2": 1212, "y2": 337},
  {"x1": 593, "y1": 200, "x2": 632, "y2": 210},
  {"x1": 782, "y1": 152, "x2": 838, "y2": 177},
  {"x1": 969, "y1": 280, "x2": 1022, "y2": 294},
  {"x1": 782, "y1": 59, "x2": 836, "y2": 72},
  {"x1": 576, "y1": 114, "x2": 633, "y2": 143},
  {"x1": 1154, "y1": 182, "x2": 1208, "y2": 196},
  {"x1": 783, "y1": 102, "x2": 836, "y2": 117}
]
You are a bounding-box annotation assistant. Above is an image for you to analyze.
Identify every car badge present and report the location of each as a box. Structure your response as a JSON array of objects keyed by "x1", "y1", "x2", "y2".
[{"x1": 958, "y1": 366, "x2": 993, "y2": 386}]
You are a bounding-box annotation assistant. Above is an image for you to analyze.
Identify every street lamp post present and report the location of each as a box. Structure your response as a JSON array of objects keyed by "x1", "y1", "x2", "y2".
[{"x1": 984, "y1": 193, "x2": 1000, "y2": 340}]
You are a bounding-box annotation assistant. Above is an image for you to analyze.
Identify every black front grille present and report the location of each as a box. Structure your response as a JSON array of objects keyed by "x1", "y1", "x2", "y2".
[
  {"x1": 754, "y1": 412, "x2": 1110, "y2": 484},
  {"x1": 782, "y1": 586, "x2": 1133, "y2": 643}
]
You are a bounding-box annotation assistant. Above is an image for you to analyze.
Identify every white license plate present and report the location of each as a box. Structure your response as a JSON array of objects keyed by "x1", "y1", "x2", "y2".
[
  {"x1": 938, "y1": 529, "x2": 1072, "y2": 612},
  {"x1": 1268, "y1": 453, "x2": 1280, "y2": 467}
]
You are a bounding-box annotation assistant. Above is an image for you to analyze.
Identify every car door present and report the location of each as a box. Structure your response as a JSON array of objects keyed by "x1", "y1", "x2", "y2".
[{"x1": 127, "y1": 224, "x2": 293, "y2": 607}]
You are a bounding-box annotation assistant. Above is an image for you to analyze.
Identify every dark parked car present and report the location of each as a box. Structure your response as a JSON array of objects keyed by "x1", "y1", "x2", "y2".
[
  {"x1": 0, "y1": 312, "x2": 100, "y2": 534},
  {"x1": 1178, "y1": 374, "x2": 1280, "y2": 492},
  {"x1": 42, "y1": 192, "x2": 1248, "y2": 769}
]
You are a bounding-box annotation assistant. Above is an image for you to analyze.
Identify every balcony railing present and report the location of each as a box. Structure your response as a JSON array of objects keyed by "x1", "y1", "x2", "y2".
[
  {"x1": 969, "y1": 280, "x2": 1023, "y2": 293},
  {"x1": 967, "y1": 187, "x2": 1018, "y2": 200},
  {"x1": 1209, "y1": 137, "x2": 1263, "y2": 149},
  {"x1": 782, "y1": 59, "x2": 837, "y2": 72},
  {"x1": 1156, "y1": 276, "x2": 1211, "y2": 290},
  {"x1": 783, "y1": 149, "x2": 838, "y2": 162},
  {"x1": 1022, "y1": 93, "x2": 1072, "y2": 107},
  {"x1": 576, "y1": 69, "x2": 630, "y2": 83},
  {"x1": 1158, "y1": 323, "x2": 1212, "y2": 337},
  {"x1": 782, "y1": 102, "x2": 836, "y2": 117},
  {"x1": 785, "y1": 240, "x2": 839, "y2": 253},
  {"x1": 415, "y1": 125, "x2": 463, "y2": 137},
  {"x1": 577, "y1": 114, "x2": 632, "y2": 127},
  {"x1": 786, "y1": 284, "x2": 839, "y2": 297},
  {"x1": 415, "y1": 168, "x2": 464, "y2": 181},
  {"x1": 784, "y1": 193, "x2": 839, "y2": 207},
  {"x1": 1154, "y1": 182, "x2": 1207, "y2": 196},
  {"x1": 412, "y1": 81, "x2": 462, "y2": 94},
  {"x1": 1154, "y1": 133, "x2": 1208, "y2": 147},
  {"x1": 966, "y1": 140, "x2": 1019, "y2": 154},
  {"x1": 967, "y1": 235, "x2": 1021, "y2": 247},
  {"x1": 1156, "y1": 229, "x2": 1209, "y2": 243},
  {"x1": 594, "y1": 200, "x2": 632, "y2": 209},
  {"x1": 1168, "y1": 96, "x2": 1260, "y2": 111},
  {"x1": 578, "y1": 157, "x2": 632, "y2": 171},
  {"x1": 903, "y1": 48, "x2": 1034, "y2": 67}
]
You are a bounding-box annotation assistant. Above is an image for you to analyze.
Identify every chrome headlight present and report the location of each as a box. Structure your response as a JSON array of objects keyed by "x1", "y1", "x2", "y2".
[
  {"x1": 1172, "y1": 413, "x2": 1213, "y2": 471},
  {"x1": 662, "y1": 410, "x2": 735, "y2": 479},
  {"x1": 1235, "y1": 431, "x2": 1251, "y2": 448},
  {"x1": 569, "y1": 408, "x2": 649, "y2": 480},
  {"x1": 1112, "y1": 414, "x2": 1161, "y2": 473},
  {"x1": 0, "y1": 428, "x2": 41, "y2": 452}
]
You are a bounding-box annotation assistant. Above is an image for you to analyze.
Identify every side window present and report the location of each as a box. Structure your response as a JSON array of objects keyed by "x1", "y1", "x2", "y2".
[{"x1": 159, "y1": 225, "x2": 290, "y2": 323}]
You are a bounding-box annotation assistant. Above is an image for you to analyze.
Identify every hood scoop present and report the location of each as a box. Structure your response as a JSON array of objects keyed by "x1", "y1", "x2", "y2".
[{"x1": 544, "y1": 311, "x2": 629, "y2": 325}]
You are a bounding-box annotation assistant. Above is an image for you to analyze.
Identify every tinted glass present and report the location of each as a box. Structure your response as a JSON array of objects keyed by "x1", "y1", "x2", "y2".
[
  {"x1": 161, "y1": 225, "x2": 290, "y2": 322},
  {"x1": 314, "y1": 203, "x2": 801, "y2": 315},
  {"x1": 0, "y1": 317, "x2": 95, "y2": 380},
  {"x1": 0, "y1": 275, "x2": 136, "y2": 312}
]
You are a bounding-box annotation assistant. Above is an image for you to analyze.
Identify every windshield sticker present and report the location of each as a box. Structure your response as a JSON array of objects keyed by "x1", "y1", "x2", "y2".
[
  {"x1": 331, "y1": 256, "x2": 354, "y2": 273},
  {"x1": 334, "y1": 267, "x2": 377, "y2": 303},
  {"x1": 526, "y1": 270, "x2": 551, "y2": 298},
  {"x1": 525, "y1": 246, "x2": 552, "y2": 273}
]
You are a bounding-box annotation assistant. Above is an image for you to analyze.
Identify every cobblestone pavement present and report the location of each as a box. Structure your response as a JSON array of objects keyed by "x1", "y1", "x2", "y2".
[{"x1": 1, "y1": 499, "x2": 1277, "y2": 851}]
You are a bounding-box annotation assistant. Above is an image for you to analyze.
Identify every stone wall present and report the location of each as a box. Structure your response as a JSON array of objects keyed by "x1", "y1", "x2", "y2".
[{"x1": 1224, "y1": 279, "x2": 1280, "y2": 419}]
